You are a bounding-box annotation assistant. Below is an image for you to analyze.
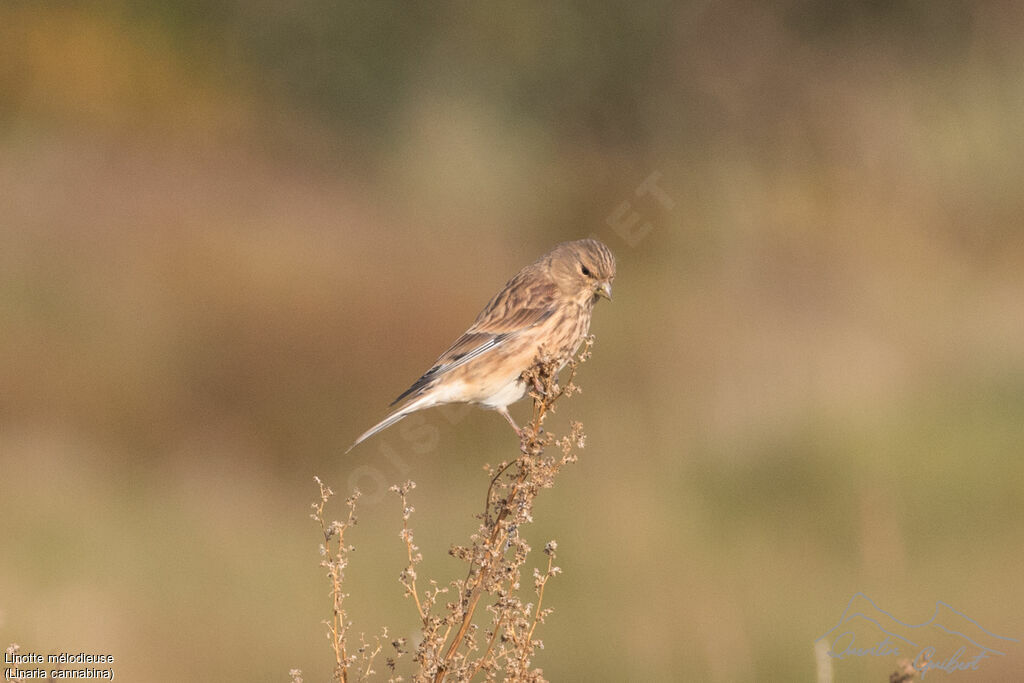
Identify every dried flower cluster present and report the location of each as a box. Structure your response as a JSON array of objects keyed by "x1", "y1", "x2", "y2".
[
  {"x1": 889, "y1": 652, "x2": 928, "y2": 683},
  {"x1": 298, "y1": 338, "x2": 594, "y2": 682},
  {"x1": 305, "y1": 478, "x2": 406, "y2": 683}
]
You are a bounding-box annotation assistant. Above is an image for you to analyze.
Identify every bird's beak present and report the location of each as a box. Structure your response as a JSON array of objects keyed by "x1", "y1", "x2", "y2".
[{"x1": 598, "y1": 281, "x2": 613, "y2": 300}]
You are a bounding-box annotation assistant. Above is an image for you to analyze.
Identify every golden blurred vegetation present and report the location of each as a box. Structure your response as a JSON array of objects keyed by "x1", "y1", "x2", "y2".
[{"x1": 2, "y1": 1, "x2": 1022, "y2": 680}]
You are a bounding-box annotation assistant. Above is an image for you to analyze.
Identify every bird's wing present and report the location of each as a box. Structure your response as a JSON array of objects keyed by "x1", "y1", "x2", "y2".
[{"x1": 390, "y1": 276, "x2": 557, "y2": 406}]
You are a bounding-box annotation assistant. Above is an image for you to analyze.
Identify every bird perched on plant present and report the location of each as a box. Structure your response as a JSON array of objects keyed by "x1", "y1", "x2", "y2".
[{"x1": 346, "y1": 238, "x2": 615, "y2": 452}]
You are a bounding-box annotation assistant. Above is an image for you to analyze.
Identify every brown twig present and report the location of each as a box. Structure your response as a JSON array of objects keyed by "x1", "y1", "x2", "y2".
[
  {"x1": 519, "y1": 543, "x2": 559, "y2": 672},
  {"x1": 431, "y1": 338, "x2": 592, "y2": 681},
  {"x1": 312, "y1": 477, "x2": 360, "y2": 683},
  {"x1": 302, "y1": 338, "x2": 593, "y2": 682},
  {"x1": 391, "y1": 481, "x2": 427, "y2": 623}
]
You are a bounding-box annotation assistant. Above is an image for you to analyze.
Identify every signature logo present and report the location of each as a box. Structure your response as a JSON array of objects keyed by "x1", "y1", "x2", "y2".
[{"x1": 816, "y1": 593, "x2": 1019, "y2": 678}]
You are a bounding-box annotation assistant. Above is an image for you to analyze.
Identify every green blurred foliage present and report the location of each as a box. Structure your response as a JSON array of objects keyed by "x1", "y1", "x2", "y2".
[{"x1": 2, "y1": 1, "x2": 1023, "y2": 681}]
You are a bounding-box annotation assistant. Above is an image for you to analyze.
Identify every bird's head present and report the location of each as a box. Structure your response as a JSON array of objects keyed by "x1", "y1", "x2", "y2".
[{"x1": 550, "y1": 238, "x2": 616, "y2": 304}]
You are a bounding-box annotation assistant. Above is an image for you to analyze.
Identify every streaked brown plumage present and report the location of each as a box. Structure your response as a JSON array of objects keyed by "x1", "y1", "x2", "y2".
[{"x1": 346, "y1": 238, "x2": 615, "y2": 452}]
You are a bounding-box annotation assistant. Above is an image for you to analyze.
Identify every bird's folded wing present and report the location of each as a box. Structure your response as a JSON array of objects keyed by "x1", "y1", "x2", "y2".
[{"x1": 390, "y1": 301, "x2": 554, "y2": 406}]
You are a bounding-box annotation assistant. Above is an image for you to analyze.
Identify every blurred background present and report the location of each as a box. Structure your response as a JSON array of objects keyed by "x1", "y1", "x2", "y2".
[{"x1": 2, "y1": 1, "x2": 1023, "y2": 680}]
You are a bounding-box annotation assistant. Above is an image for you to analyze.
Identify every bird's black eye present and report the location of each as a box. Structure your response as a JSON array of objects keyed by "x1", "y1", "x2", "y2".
[{"x1": 580, "y1": 264, "x2": 592, "y2": 277}]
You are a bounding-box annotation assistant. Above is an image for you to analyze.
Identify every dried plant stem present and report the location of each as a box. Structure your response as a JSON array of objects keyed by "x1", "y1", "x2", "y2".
[
  {"x1": 396, "y1": 483, "x2": 427, "y2": 622},
  {"x1": 309, "y1": 482, "x2": 409, "y2": 683},
  {"x1": 520, "y1": 550, "x2": 556, "y2": 669},
  {"x1": 431, "y1": 338, "x2": 592, "y2": 681},
  {"x1": 301, "y1": 338, "x2": 593, "y2": 682},
  {"x1": 469, "y1": 613, "x2": 505, "y2": 680},
  {"x1": 434, "y1": 447, "x2": 533, "y2": 677},
  {"x1": 362, "y1": 638, "x2": 382, "y2": 679},
  {"x1": 312, "y1": 477, "x2": 360, "y2": 683}
]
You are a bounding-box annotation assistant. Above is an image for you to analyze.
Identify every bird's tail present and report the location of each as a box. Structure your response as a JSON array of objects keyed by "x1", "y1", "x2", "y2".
[{"x1": 344, "y1": 394, "x2": 433, "y2": 453}]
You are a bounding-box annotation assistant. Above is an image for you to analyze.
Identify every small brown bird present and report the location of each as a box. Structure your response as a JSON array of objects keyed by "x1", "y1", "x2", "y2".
[{"x1": 346, "y1": 238, "x2": 615, "y2": 452}]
